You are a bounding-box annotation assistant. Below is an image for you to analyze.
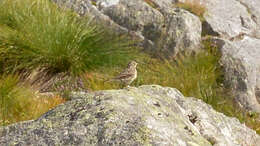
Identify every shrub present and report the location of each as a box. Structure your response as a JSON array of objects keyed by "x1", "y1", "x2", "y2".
[
  {"x1": 175, "y1": 0, "x2": 206, "y2": 21},
  {"x1": 0, "y1": 0, "x2": 135, "y2": 76}
]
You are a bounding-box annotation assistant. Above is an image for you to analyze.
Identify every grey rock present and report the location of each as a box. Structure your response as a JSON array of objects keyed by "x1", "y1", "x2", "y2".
[
  {"x1": 0, "y1": 85, "x2": 259, "y2": 145},
  {"x1": 97, "y1": 0, "x2": 165, "y2": 41},
  {"x1": 143, "y1": 0, "x2": 177, "y2": 15},
  {"x1": 179, "y1": 0, "x2": 260, "y2": 112},
  {"x1": 159, "y1": 7, "x2": 202, "y2": 56},
  {"x1": 212, "y1": 36, "x2": 260, "y2": 112},
  {"x1": 180, "y1": 0, "x2": 258, "y2": 39},
  {"x1": 100, "y1": 0, "x2": 201, "y2": 56},
  {"x1": 237, "y1": 0, "x2": 260, "y2": 24},
  {"x1": 237, "y1": 0, "x2": 260, "y2": 38},
  {"x1": 52, "y1": 0, "x2": 202, "y2": 57},
  {"x1": 52, "y1": 0, "x2": 128, "y2": 33}
]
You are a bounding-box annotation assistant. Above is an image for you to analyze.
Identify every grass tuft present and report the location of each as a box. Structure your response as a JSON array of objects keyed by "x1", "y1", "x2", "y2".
[
  {"x1": 0, "y1": 75, "x2": 65, "y2": 126},
  {"x1": 0, "y1": 0, "x2": 135, "y2": 76}
]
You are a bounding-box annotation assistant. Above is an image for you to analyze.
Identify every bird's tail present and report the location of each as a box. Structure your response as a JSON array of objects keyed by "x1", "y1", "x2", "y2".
[
  {"x1": 104, "y1": 79, "x2": 111, "y2": 83},
  {"x1": 104, "y1": 77, "x2": 120, "y2": 83}
]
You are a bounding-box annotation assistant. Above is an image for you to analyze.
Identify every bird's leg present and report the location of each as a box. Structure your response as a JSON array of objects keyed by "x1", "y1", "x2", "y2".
[
  {"x1": 123, "y1": 85, "x2": 131, "y2": 91},
  {"x1": 122, "y1": 84, "x2": 130, "y2": 89}
]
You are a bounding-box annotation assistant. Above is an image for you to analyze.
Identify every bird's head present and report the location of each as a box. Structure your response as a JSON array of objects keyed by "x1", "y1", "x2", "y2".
[{"x1": 128, "y1": 61, "x2": 138, "y2": 69}]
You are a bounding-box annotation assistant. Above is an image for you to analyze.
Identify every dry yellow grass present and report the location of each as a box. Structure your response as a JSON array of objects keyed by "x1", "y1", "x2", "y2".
[
  {"x1": 0, "y1": 75, "x2": 66, "y2": 126},
  {"x1": 1, "y1": 93, "x2": 66, "y2": 125},
  {"x1": 143, "y1": 0, "x2": 157, "y2": 8},
  {"x1": 27, "y1": 94, "x2": 66, "y2": 119},
  {"x1": 176, "y1": 0, "x2": 206, "y2": 21}
]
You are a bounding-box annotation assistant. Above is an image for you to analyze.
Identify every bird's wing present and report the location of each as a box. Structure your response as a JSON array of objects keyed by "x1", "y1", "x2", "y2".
[
  {"x1": 115, "y1": 73, "x2": 134, "y2": 80},
  {"x1": 114, "y1": 70, "x2": 134, "y2": 80}
]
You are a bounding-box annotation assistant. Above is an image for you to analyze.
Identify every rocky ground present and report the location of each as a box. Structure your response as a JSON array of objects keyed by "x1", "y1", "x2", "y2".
[{"x1": 1, "y1": 85, "x2": 259, "y2": 145}]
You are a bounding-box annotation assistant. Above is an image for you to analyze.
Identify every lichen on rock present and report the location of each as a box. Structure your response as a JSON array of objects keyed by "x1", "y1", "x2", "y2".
[{"x1": 1, "y1": 85, "x2": 259, "y2": 145}]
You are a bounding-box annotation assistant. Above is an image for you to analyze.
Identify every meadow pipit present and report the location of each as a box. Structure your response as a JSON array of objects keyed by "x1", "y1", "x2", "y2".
[{"x1": 106, "y1": 61, "x2": 138, "y2": 87}]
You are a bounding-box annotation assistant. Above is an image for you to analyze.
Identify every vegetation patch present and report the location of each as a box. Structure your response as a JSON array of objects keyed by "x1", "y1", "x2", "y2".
[
  {"x1": 175, "y1": 0, "x2": 206, "y2": 21},
  {"x1": 0, "y1": 75, "x2": 65, "y2": 126},
  {"x1": 0, "y1": 0, "x2": 137, "y2": 125},
  {"x1": 84, "y1": 38, "x2": 260, "y2": 134},
  {"x1": 0, "y1": 0, "x2": 135, "y2": 76},
  {"x1": 90, "y1": 0, "x2": 97, "y2": 6}
]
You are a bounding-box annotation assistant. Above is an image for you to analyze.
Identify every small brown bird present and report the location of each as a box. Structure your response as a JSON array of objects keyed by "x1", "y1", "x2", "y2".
[{"x1": 106, "y1": 61, "x2": 138, "y2": 87}]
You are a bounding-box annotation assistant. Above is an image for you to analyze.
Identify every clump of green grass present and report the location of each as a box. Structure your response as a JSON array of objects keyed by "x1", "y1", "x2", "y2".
[
  {"x1": 175, "y1": 0, "x2": 206, "y2": 21},
  {"x1": 0, "y1": 75, "x2": 65, "y2": 126},
  {"x1": 83, "y1": 38, "x2": 223, "y2": 100},
  {"x1": 0, "y1": 0, "x2": 135, "y2": 76},
  {"x1": 134, "y1": 39, "x2": 222, "y2": 100}
]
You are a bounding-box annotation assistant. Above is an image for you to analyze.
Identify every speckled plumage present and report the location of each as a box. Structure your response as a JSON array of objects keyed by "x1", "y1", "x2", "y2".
[{"x1": 110, "y1": 61, "x2": 138, "y2": 87}]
